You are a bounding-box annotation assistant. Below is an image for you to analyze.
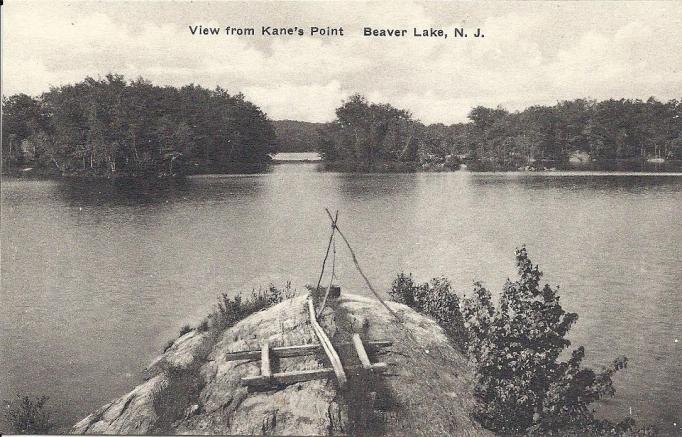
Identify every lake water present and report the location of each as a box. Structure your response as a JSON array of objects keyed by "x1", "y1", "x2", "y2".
[{"x1": 1, "y1": 162, "x2": 681, "y2": 434}]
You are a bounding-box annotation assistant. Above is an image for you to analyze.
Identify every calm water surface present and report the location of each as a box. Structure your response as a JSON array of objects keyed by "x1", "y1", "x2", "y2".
[{"x1": 1, "y1": 163, "x2": 681, "y2": 433}]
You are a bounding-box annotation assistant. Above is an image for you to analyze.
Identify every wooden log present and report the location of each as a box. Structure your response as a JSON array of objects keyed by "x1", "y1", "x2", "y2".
[
  {"x1": 352, "y1": 333, "x2": 372, "y2": 370},
  {"x1": 242, "y1": 367, "x2": 335, "y2": 387},
  {"x1": 261, "y1": 341, "x2": 271, "y2": 379},
  {"x1": 308, "y1": 298, "x2": 347, "y2": 389},
  {"x1": 370, "y1": 362, "x2": 388, "y2": 372},
  {"x1": 225, "y1": 340, "x2": 393, "y2": 361},
  {"x1": 227, "y1": 344, "x2": 320, "y2": 361},
  {"x1": 242, "y1": 363, "x2": 387, "y2": 387}
]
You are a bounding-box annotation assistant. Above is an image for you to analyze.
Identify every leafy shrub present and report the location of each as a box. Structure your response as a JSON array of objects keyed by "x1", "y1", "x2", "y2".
[
  {"x1": 461, "y1": 247, "x2": 629, "y2": 434},
  {"x1": 389, "y1": 273, "x2": 418, "y2": 307},
  {"x1": 197, "y1": 319, "x2": 209, "y2": 332},
  {"x1": 389, "y1": 273, "x2": 466, "y2": 350},
  {"x1": 178, "y1": 324, "x2": 192, "y2": 337},
  {"x1": 4, "y1": 395, "x2": 51, "y2": 434},
  {"x1": 210, "y1": 282, "x2": 296, "y2": 332},
  {"x1": 162, "y1": 339, "x2": 175, "y2": 353}
]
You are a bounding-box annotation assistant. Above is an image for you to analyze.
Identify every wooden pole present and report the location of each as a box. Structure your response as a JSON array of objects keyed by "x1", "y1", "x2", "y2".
[
  {"x1": 352, "y1": 334, "x2": 372, "y2": 370},
  {"x1": 314, "y1": 210, "x2": 338, "y2": 297},
  {"x1": 324, "y1": 208, "x2": 402, "y2": 322},
  {"x1": 242, "y1": 364, "x2": 387, "y2": 387},
  {"x1": 308, "y1": 298, "x2": 347, "y2": 389},
  {"x1": 225, "y1": 340, "x2": 393, "y2": 361},
  {"x1": 261, "y1": 341, "x2": 271, "y2": 380},
  {"x1": 316, "y1": 237, "x2": 336, "y2": 318}
]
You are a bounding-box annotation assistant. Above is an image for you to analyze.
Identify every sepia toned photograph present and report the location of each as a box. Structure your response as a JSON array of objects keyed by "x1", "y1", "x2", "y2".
[{"x1": 1, "y1": 1, "x2": 680, "y2": 435}]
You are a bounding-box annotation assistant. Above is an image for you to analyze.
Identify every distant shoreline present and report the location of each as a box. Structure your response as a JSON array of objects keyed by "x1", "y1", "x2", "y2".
[
  {"x1": 317, "y1": 157, "x2": 682, "y2": 173},
  {"x1": 4, "y1": 161, "x2": 682, "y2": 180}
]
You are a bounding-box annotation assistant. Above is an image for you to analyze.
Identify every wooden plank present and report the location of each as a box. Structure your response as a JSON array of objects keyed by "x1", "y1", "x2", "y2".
[
  {"x1": 370, "y1": 362, "x2": 388, "y2": 372},
  {"x1": 357, "y1": 340, "x2": 393, "y2": 352},
  {"x1": 261, "y1": 341, "x2": 271, "y2": 379},
  {"x1": 353, "y1": 340, "x2": 393, "y2": 352},
  {"x1": 270, "y1": 344, "x2": 322, "y2": 359},
  {"x1": 226, "y1": 340, "x2": 392, "y2": 361},
  {"x1": 308, "y1": 298, "x2": 347, "y2": 389},
  {"x1": 242, "y1": 367, "x2": 335, "y2": 387},
  {"x1": 352, "y1": 334, "x2": 372, "y2": 369},
  {"x1": 242, "y1": 363, "x2": 389, "y2": 387},
  {"x1": 226, "y1": 343, "x2": 321, "y2": 361}
]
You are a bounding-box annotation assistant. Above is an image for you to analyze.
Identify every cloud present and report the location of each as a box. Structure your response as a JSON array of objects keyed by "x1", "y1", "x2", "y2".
[
  {"x1": 243, "y1": 81, "x2": 349, "y2": 122},
  {"x1": 546, "y1": 20, "x2": 682, "y2": 100},
  {"x1": 2, "y1": 1, "x2": 681, "y2": 124}
]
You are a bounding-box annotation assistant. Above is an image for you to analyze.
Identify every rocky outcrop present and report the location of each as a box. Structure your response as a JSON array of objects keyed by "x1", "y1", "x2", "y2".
[{"x1": 72, "y1": 293, "x2": 492, "y2": 436}]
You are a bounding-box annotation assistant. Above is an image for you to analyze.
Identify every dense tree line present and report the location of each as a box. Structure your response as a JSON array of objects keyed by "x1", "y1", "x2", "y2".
[
  {"x1": 2, "y1": 75, "x2": 276, "y2": 176},
  {"x1": 462, "y1": 98, "x2": 682, "y2": 169},
  {"x1": 5, "y1": 80, "x2": 679, "y2": 174},
  {"x1": 318, "y1": 94, "x2": 420, "y2": 169},
  {"x1": 318, "y1": 95, "x2": 682, "y2": 170}
]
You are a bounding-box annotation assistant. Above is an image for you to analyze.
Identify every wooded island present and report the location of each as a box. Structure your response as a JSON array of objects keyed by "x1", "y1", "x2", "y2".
[{"x1": 2, "y1": 75, "x2": 275, "y2": 177}]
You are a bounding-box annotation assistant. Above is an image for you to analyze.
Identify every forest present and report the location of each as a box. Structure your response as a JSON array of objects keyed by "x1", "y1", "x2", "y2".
[
  {"x1": 314, "y1": 94, "x2": 682, "y2": 171},
  {"x1": 1, "y1": 74, "x2": 276, "y2": 177},
  {"x1": 271, "y1": 120, "x2": 323, "y2": 153},
  {"x1": 4, "y1": 75, "x2": 681, "y2": 175}
]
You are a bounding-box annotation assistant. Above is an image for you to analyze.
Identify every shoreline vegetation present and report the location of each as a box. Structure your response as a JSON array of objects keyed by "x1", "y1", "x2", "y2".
[
  {"x1": 313, "y1": 94, "x2": 682, "y2": 173},
  {"x1": 2, "y1": 74, "x2": 275, "y2": 179},
  {"x1": 3, "y1": 75, "x2": 681, "y2": 179},
  {"x1": 153, "y1": 249, "x2": 655, "y2": 435},
  {"x1": 388, "y1": 249, "x2": 653, "y2": 435},
  {"x1": 7, "y1": 250, "x2": 656, "y2": 435}
]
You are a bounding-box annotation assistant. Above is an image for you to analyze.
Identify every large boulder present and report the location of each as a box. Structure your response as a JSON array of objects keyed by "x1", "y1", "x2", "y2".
[{"x1": 72, "y1": 293, "x2": 492, "y2": 436}]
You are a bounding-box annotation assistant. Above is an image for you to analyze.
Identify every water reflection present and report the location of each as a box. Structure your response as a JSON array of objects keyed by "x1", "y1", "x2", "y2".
[
  {"x1": 186, "y1": 175, "x2": 267, "y2": 201},
  {"x1": 53, "y1": 175, "x2": 273, "y2": 208},
  {"x1": 55, "y1": 177, "x2": 192, "y2": 207},
  {"x1": 334, "y1": 173, "x2": 419, "y2": 199},
  {"x1": 468, "y1": 172, "x2": 682, "y2": 194}
]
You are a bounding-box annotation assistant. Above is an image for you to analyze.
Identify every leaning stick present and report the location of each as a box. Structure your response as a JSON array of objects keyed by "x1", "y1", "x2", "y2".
[
  {"x1": 308, "y1": 298, "x2": 347, "y2": 389},
  {"x1": 324, "y1": 208, "x2": 402, "y2": 322},
  {"x1": 314, "y1": 210, "x2": 338, "y2": 296},
  {"x1": 316, "y1": 238, "x2": 336, "y2": 318}
]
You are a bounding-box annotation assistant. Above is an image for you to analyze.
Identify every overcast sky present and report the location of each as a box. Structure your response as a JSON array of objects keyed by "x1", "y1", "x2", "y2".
[{"x1": 2, "y1": 1, "x2": 681, "y2": 124}]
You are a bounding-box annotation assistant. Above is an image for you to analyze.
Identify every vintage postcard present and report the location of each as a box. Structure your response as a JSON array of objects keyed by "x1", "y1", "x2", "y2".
[{"x1": 1, "y1": 1, "x2": 680, "y2": 436}]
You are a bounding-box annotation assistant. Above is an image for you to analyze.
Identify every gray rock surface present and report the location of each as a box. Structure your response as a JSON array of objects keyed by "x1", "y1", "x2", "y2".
[{"x1": 72, "y1": 293, "x2": 492, "y2": 436}]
